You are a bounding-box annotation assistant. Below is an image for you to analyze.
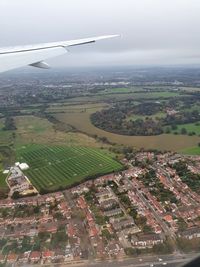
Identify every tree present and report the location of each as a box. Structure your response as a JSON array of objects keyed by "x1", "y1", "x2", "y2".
[
  {"x1": 165, "y1": 127, "x2": 171, "y2": 134},
  {"x1": 12, "y1": 191, "x2": 20, "y2": 199},
  {"x1": 181, "y1": 128, "x2": 187, "y2": 135},
  {"x1": 171, "y1": 124, "x2": 177, "y2": 130}
]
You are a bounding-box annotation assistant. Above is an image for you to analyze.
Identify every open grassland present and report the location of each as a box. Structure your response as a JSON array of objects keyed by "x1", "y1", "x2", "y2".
[
  {"x1": 99, "y1": 87, "x2": 144, "y2": 94},
  {"x1": 15, "y1": 115, "x2": 52, "y2": 134},
  {"x1": 0, "y1": 118, "x2": 14, "y2": 146},
  {"x1": 17, "y1": 144, "x2": 123, "y2": 192},
  {"x1": 99, "y1": 91, "x2": 180, "y2": 98},
  {"x1": 0, "y1": 131, "x2": 13, "y2": 146},
  {"x1": 0, "y1": 171, "x2": 8, "y2": 188},
  {"x1": 170, "y1": 122, "x2": 200, "y2": 135},
  {"x1": 55, "y1": 109, "x2": 200, "y2": 152},
  {"x1": 180, "y1": 146, "x2": 200, "y2": 155},
  {"x1": 126, "y1": 111, "x2": 166, "y2": 121},
  {"x1": 0, "y1": 160, "x2": 8, "y2": 189},
  {"x1": 14, "y1": 115, "x2": 107, "y2": 149}
]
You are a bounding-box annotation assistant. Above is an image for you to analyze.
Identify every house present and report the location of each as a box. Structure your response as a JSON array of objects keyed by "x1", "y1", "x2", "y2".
[
  {"x1": 7, "y1": 252, "x2": 18, "y2": 263},
  {"x1": 0, "y1": 254, "x2": 5, "y2": 264},
  {"x1": 163, "y1": 214, "x2": 173, "y2": 223},
  {"x1": 132, "y1": 234, "x2": 163, "y2": 249},
  {"x1": 64, "y1": 245, "x2": 73, "y2": 261},
  {"x1": 52, "y1": 249, "x2": 65, "y2": 262},
  {"x1": 42, "y1": 250, "x2": 54, "y2": 262},
  {"x1": 89, "y1": 225, "x2": 99, "y2": 238},
  {"x1": 29, "y1": 251, "x2": 41, "y2": 263},
  {"x1": 18, "y1": 252, "x2": 30, "y2": 264},
  {"x1": 86, "y1": 212, "x2": 94, "y2": 223},
  {"x1": 77, "y1": 196, "x2": 87, "y2": 209},
  {"x1": 38, "y1": 222, "x2": 57, "y2": 234},
  {"x1": 67, "y1": 223, "x2": 76, "y2": 238}
]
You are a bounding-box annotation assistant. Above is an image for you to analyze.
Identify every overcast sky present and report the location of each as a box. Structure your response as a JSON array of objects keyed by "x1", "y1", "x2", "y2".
[{"x1": 0, "y1": 0, "x2": 200, "y2": 67}]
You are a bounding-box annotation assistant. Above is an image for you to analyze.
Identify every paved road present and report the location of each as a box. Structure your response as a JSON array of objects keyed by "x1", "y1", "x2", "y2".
[
  {"x1": 85, "y1": 254, "x2": 198, "y2": 267},
  {"x1": 32, "y1": 253, "x2": 200, "y2": 267}
]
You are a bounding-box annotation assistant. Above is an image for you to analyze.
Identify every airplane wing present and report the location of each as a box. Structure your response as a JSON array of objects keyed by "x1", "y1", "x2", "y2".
[{"x1": 0, "y1": 35, "x2": 119, "y2": 73}]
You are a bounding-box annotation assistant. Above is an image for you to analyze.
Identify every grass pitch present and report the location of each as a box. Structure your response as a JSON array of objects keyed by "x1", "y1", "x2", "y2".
[{"x1": 17, "y1": 144, "x2": 123, "y2": 192}]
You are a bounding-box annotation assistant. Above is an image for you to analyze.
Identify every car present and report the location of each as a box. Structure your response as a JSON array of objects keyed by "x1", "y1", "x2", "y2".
[
  {"x1": 139, "y1": 258, "x2": 143, "y2": 262},
  {"x1": 162, "y1": 263, "x2": 167, "y2": 266},
  {"x1": 150, "y1": 264, "x2": 154, "y2": 267},
  {"x1": 158, "y1": 258, "x2": 163, "y2": 261}
]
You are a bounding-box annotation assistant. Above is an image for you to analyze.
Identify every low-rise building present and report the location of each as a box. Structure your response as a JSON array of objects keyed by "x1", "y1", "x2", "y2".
[
  {"x1": 42, "y1": 250, "x2": 54, "y2": 262},
  {"x1": 29, "y1": 251, "x2": 41, "y2": 264},
  {"x1": 18, "y1": 252, "x2": 30, "y2": 264},
  {"x1": 7, "y1": 252, "x2": 18, "y2": 263},
  {"x1": 132, "y1": 234, "x2": 163, "y2": 249},
  {"x1": 104, "y1": 208, "x2": 123, "y2": 218},
  {"x1": 178, "y1": 227, "x2": 200, "y2": 239}
]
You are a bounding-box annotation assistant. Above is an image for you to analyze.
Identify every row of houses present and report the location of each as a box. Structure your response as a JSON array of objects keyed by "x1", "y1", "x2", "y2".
[{"x1": 0, "y1": 248, "x2": 73, "y2": 265}]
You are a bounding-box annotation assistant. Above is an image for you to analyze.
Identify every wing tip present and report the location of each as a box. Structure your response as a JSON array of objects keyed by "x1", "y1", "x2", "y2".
[{"x1": 96, "y1": 34, "x2": 121, "y2": 41}]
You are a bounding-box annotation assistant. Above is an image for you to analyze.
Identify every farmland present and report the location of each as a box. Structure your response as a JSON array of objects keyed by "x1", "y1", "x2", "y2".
[
  {"x1": 17, "y1": 144, "x2": 123, "y2": 192},
  {"x1": 55, "y1": 109, "x2": 200, "y2": 152}
]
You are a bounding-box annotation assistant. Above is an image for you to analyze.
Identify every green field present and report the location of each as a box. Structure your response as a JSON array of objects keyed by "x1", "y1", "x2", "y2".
[
  {"x1": 0, "y1": 118, "x2": 4, "y2": 130},
  {"x1": 181, "y1": 146, "x2": 200, "y2": 155},
  {"x1": 126, "y1": 111, "x2": 166, "y2": 121},
  {"x1": 0, "y1": 171, "x2": 8, "y2": 188},
  {"x1": 17, "y1": 144, "x2": 123, "y2": 192},
  {"x1": 169, "y1": 122, "x2": 200, "y2": 135}
]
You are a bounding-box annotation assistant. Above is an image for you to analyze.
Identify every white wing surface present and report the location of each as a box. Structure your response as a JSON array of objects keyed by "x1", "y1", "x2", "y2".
[{"x1": 0, "y1": 35, "x2": 119, "y2": 73}]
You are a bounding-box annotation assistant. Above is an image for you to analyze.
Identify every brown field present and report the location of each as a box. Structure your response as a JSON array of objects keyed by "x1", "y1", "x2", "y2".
[
  {"x1": 55, "y1": 111, "x2": 200, "y2": 152},
  {"x1": 14, "y1": 116, "x2": 108, "y2": 148}
]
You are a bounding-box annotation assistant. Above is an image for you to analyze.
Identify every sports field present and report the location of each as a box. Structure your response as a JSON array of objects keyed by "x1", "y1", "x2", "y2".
[{"x1": 17, "y1": 144, "x2": 123, "y2": 192}]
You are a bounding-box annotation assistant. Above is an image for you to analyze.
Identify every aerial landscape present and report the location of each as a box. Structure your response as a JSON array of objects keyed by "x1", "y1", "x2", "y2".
[
  {"x1": 1, "y1": 0, "x2": 200, "y2": 266},
  {"x1": 0, "y1": 67, "x2": 199, "y2": 266}
]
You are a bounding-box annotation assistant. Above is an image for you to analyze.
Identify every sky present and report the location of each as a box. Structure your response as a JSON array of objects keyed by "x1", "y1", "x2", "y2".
[{"x1": 0, "y1": 0, "x2": 200, "y2": 67}]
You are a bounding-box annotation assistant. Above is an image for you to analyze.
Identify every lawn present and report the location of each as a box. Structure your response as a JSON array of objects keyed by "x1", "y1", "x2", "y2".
[
  {"x1": 16, "y1": 144, "x2": 123, "y2": 192},
  {"x1": 0, "y1": 161, "x2": 8, "y2": 189}
]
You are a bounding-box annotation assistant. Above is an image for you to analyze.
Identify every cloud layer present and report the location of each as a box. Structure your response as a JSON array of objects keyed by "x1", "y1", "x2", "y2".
[{"x1": 0, "y1": 0, "x2": 200, "y2": 66}]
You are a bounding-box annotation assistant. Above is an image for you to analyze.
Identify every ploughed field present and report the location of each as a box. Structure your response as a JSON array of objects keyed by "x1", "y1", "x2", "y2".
[{"x1": 17, "y1": 144, "x2": 123, "y2": 192}]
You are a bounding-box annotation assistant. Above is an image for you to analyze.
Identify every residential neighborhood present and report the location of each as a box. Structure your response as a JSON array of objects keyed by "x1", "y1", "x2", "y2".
[{"x1": 0, "y1": 151, "x2": 200, "y2": 265}]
